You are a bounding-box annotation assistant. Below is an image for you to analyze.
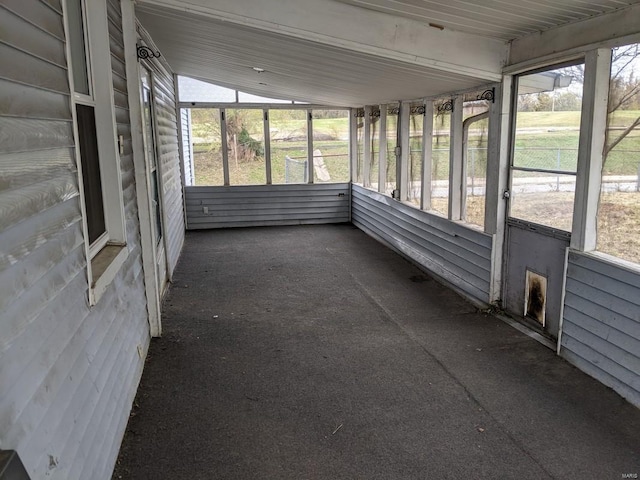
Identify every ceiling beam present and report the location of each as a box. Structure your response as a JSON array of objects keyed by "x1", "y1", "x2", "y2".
[
  {"x1": 509, "y1": 3, "x2": 640, "y2": 67},
  {"x1": 137, "y1": 0, "x2": 507, "y2": 81}
]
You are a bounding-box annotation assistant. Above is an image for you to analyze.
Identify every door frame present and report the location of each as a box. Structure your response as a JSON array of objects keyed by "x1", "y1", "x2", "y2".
[{"x1": 122, "y1": 3, "x2": 162, "y2": 336}]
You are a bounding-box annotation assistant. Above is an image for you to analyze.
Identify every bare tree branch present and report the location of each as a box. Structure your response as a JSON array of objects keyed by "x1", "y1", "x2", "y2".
[{"x1": 605, "y1": 116, "x2": 640, "y2": 155}]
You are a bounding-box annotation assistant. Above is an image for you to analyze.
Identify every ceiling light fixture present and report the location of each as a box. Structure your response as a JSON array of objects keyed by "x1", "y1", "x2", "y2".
[{"x1": 252, "y1": 67, "x2": 265, "y2": 73}]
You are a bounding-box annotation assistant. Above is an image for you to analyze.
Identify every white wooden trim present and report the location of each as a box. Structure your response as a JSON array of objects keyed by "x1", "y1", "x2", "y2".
[
  {"x1": 486, "y1": 78, "x2": 512, "y2": 303},
  {"x1": 264, "y1": 109, "x2": 272, "y2": 184},
  {"x1": 448, "y1": 95, "x2": 463, "y2": 220},
  {"x1": 350, "y1": 109, "x2": 358, "y2": 183},
  {"x1": 122, "y1": 0, "x2": 161, "y2": 336},
  {"x1": 174, "y1": 74, "x2": 189, "y2": 228},
  {"x1": 378, "y1": 106, "x2": 387, "y2": 194},
  {"x1": 220, "y1": 108, "x2": 229, "y2": 186},
  {"x1": 398, "y1": 101, "x2": 410, "y2": 201},
  {"x1": 571, "y1": 49, "x2": 611, "y2": 252},
  {"x1": 307, "y1": 109, "x2": 314, "y2": 184},
  {"x1": 363, "y1": 105, "x2": 372, "y2": 188},
  {"x1": 556, "y1": 247, "x2": 571, "y2": 355},
  {"x1": 87, "y1": 0, "x2": 127, "y2": 244}
]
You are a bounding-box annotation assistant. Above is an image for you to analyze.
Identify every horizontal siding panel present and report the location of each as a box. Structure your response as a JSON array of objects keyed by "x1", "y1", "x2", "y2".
[
  {"x1": 0, "y1": 147, "x2": 75, "y2": 191},
  {"x1": 351, "y1": 205, "x2": 490, "y2": 287},
  {"x1": 352, "y1": 209, "x2": 489, "y2": 299},
  {"x1": 0, "y1": 7, "x2": 66, "y2": 65},
  {"x1": 353, "y1": 190, "x2": 492, "y2": 263},
  {"x1": 188, "y1": 217, "x2": 349, "y2": 230},
  {"x1": 0, "y1": 43, "x2": 69, "y2": 93},
  {"x1": 185, "y1": 184, "x2": 350, "y2": 229},
  {"x1": 0, "y1": 79, "x2": 71, "y2": 120},
  {"x1": 563, "y1": 305, "x2": 640, "y2": 356},
  {"x1": 0, "y1": 117, "x2": 73, "y2": 154},
  {"x1": 352, "y1": 185, "x2": 491, "y2": 303},
  {"x1": 0, "y1": 198, "x2": 81, "y2": 271},
  {"x1": 1, "y1": 0, "x2": 65, "y2": 40},
  {"x1": 564, "y1": 277, "x2": 638, "y2": 321},
  {"x1": 560, "y1": 251, "x2": 640, "y2": 408},
  {"x1": 0, "y1": 174, "x2": 78, "y2": 233},
  {"x1": 567, "y1": 263, "x2": 640, "y2": 309},
  {"x1": 562, "y1": 321, "x2": 640, "y2": 376},
  {"x1": 564, "y1": 292, "x2": 640, "y2": 341}
]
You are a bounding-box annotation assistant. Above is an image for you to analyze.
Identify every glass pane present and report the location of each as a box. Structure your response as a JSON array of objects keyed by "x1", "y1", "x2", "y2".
[
  {"x1": 238, "y1": 91, "x2": 290, "y2": 104},
  {"x1": 385, "y1": 105, "x2": 398, "y2": 195},
  {"x1": 408, "y1": 106, "x2": 424, "y2": 206},
  {"x1": 76, "y1": 104, "x2": 105, "y2": 243},
  {"x1": 463, "y1": 97, "x2": 490, "y2": 229},
  {"x1": 226, "y1": 109, "x2": 266, "y2": 185},
  {"x1": 510, "y1": 172, "x2": 576, "y2": 231},
  {"x1": 513, "y1": 67, "x2": 583, "y2": 172},
  {"x1": 510, "y1": 64, "x2": 584, "y2": 231},
  {"x1": 270, "y1": 110, "x2": 308, "y2": 184},
  {"x1": 431, "y1": 99, "x2": 450, "y2": 216},
  {"x1": 142, "y1": 86, "x2": 156, "y2": 170},
  {"x1": 66, "y1": 0, "x2": 90, "y2": 95},
  {"x1": 369, "y1": 109, "x2": 380, "y2": 189},
  {"x1": 597, "y1": 43, "x2": 640, "y2": 263},
  {"x1": 312, "y1": 110, "x2": 350, "y2": 183},
  {"x1": 178, "y1": 76, "x2": 236, "y2": 103},
  {"x1": 190, "y1": 108, "x2": 224, "y2": 185}
]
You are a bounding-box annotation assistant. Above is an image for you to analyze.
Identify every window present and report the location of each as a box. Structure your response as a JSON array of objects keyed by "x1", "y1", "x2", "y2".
[
  {"x1": 407, "y1": 103, "x2": 424, "y2": 207},
  {"x1": 384, "y1": 105, "x2": 399, "y2": 196},
  {"x1": 226, "y1": 109, "x2": 266, "y2": 185},
  {"x1": 188, "y1": 108, "x2": 224, "y2": 186},
  {"x1": 510, "y1": 64, "x2": 584, "y2": 231},
  {"x1": 431, "y1": 99, "x2": 451, "y2": 217},
  {"x1": 368, "y1": 107, "x2": 380, "y2": 190},
  {"x1": 462, "y1": 94, "x2": 490, "y2": 229},
  {"x1": 270, "y1": 109, "x2": 308, "y2": 184},
  {"x1": 311, "y1": 110, "x2": 350, "y2": 183},
  {"x1": 597, "y1": 43, "x2": 640, "y2": 264},
  {"x1": 354, "y1": 108, "x2": 365, "y2": 184},
  {"x1": 65, "y1": 0, "x2": 127, "y2": 304}
]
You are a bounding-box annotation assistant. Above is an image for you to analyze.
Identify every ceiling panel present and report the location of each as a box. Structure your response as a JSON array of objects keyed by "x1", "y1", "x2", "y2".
[
  {"x1": 333, "y1": 0, "x2": 639, "y2": 40},
  {"x1": 136, "y1": 5, "x2": 492, "y2": 106}
]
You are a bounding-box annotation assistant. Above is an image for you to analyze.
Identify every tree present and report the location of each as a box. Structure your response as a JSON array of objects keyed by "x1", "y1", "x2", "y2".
[{"x1": 560, "y1": 44, "x2": 640, "y2": 158}]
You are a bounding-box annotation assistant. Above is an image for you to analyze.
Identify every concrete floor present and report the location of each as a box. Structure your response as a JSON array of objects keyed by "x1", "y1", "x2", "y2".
[{"x1": 113, "y1": 224, "x2": 640, "y2": 480}]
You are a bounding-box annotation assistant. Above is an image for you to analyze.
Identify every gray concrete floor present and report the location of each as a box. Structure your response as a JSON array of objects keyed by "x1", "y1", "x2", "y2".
[{"x1": 113, "y1": 224, "x2": 640, "y2": 480}]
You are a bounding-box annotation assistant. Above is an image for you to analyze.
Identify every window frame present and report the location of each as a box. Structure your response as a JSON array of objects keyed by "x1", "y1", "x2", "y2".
[{"x1": 63, "y1": 0, "x2": 128, "y2": 305}]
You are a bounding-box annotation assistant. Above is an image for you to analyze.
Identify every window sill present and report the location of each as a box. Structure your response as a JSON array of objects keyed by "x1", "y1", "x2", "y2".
[{"x1": 89, "y1": 244, "x2": 129, "y2": 306}]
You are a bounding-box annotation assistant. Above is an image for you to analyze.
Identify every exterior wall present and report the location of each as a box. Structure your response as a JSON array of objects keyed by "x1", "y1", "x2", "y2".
[
  {"x1": 0, "y1": 1, "x2": 151, "y2": 479},
  {"x1": 560, "y1": 251, "x2": 640, "y2": 407},
  {"x1": 352, "y1": 185, "x2": 493, "y2": 304},
  {"x1": 185, "y1": 183, "x2": 350, "y2": 229},
  {"x1": 138, "y1": 26, "x2": 185, "y2": 277}
]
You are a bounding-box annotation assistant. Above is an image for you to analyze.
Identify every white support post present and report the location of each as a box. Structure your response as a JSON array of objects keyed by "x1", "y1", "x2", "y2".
[
  {"x1": 307, "y1": 109, "x2": 314, "y2": 183},
  {"x1": 363, "y1": 106, "x2": 372, "y2": 188},
  {"x1": 485, "y1": 78, "x2": 513, "y2": 304},
  {"x1": 220, "y1": 108, "x2": 229, "y2": 186},
  {"x1": 378, "y1": 106, "x2": 387, "y2": 193},
  {"x1": 399, "y1": 101, "x2": 410, "y2": 201},
  {"x1": 571, "y1": 49, "x2": 611, "y2": 251},
  {"x1": 422, "y1": 101, "x2": 434, "y2": 210},
  {"x1": 264, "y1": 109, "x2": 272, "y2": 184},
  {"x1": 350, "y1": 109, "x2": 358, "y2": 183},
  {"x1": 121, "y1": 0, "x2": 161, "y2": 336},
  {"x1": 449, "y1": 95, "x2": 463, "y2": 220}
]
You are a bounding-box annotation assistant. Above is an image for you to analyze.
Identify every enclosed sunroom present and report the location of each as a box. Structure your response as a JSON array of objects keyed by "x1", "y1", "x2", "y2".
[{"x1": 1, "y1": 0, "x2": 639, "y2": 478}]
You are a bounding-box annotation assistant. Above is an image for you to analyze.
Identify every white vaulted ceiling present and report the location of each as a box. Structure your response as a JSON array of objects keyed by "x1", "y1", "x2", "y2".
[{"x1": 136, "y1": 0, "x2": 640, "y2": 106}]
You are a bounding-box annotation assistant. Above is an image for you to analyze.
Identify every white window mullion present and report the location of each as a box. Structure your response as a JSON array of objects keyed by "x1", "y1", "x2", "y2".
[
  {"x1": 378, "y1": 106, "x2": 387, "y2": 194},
  {"x1": 220, "y1": 108, "x2": 230, "y2": 186}
]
